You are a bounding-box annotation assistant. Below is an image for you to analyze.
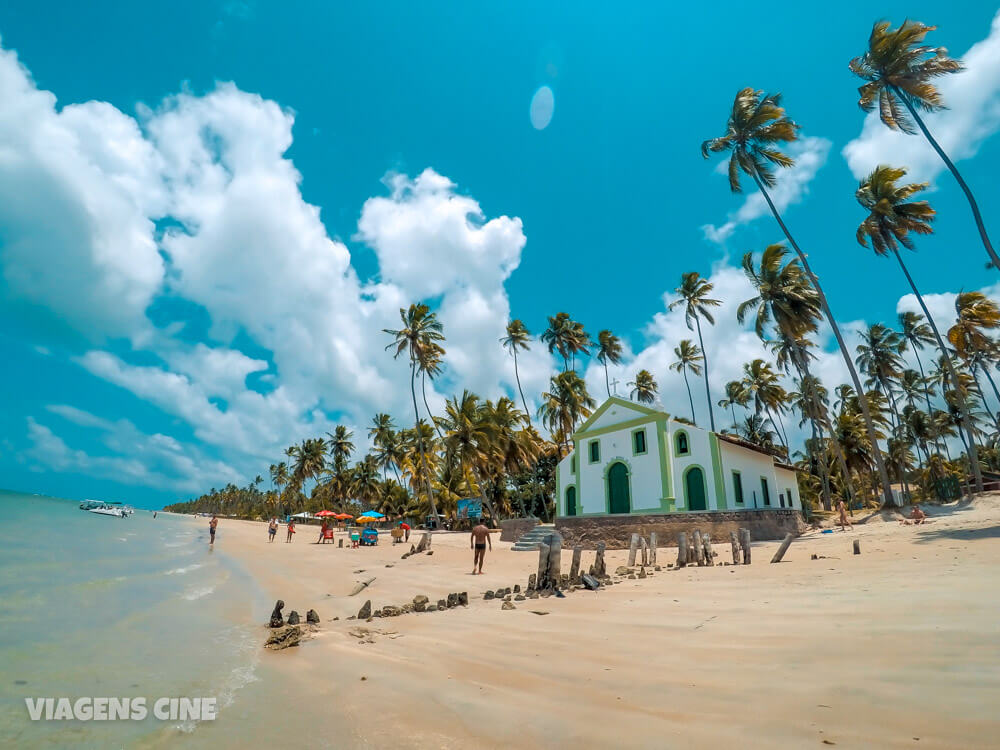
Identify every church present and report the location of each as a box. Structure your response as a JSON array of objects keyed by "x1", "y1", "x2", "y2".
[{"x1": 555, "y1": 397, "x2": 801, "y2": 518}]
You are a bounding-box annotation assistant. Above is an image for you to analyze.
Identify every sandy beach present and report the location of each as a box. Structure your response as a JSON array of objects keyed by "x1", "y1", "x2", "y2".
[{"x1": 205, "y1": 497, "x2": 1000, "y2": 749}]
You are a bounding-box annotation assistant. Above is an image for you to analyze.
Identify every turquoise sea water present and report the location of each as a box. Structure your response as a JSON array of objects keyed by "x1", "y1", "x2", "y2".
[{"x1": 0, "y1": 490, "x2": 275, "y2": 748}]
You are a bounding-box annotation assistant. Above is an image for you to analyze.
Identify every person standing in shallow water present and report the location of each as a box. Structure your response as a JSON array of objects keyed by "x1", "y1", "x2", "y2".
[
  {"x1": 209, "y1": 515, "x2": 218, "y2": 545},
  {"x1": 470, "y1": 521, "x2": 491, "y2": 574}
]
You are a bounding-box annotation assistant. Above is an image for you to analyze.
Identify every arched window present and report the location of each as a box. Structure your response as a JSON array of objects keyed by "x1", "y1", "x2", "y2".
[{"x1": 675, "y1": 431, "x2": 689, "y2": 456}]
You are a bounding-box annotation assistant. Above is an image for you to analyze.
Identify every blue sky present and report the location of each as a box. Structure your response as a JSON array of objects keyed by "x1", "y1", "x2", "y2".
[{"x1": 0, "y1": 1, "x2": 997, "y2": 507}]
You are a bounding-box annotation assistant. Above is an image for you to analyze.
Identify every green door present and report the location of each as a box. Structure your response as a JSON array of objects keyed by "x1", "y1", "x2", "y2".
[
  {"x1": 685, "y1": 467, "x2": 707, "y2": 511},
  {"x1": 565, "y1": 486, "x2": 577, "y2": 516},
  {"x1": 607, "y1": 462, "x2": 630, "y2": 514}
]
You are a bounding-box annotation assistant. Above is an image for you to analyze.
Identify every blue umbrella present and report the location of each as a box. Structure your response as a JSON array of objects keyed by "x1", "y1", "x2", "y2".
[{"x1": 363, "y1": 511, "x2": 385, "y2": 518}]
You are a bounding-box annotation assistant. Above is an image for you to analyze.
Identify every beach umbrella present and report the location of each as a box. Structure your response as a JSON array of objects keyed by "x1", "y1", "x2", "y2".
[
  {"x1": 362, "y1": 511, "x2": 385, "y2": 518},
  {"x1": 334, "y1": 513, "x2": 353, "y2": 520},
  {"x1": 357, "y1": 515, "x2": 377, "y2": 523},
  {"x1": 315, "y1": 510, "x2": 336, "y2": 518}
]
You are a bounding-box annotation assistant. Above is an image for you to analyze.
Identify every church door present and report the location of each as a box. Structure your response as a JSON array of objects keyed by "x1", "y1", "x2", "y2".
[
  {"x1": 685, "y1": 467, "x2": 707, "y2": 511},
  {"x1": 565, "y1": 486, "x2": 577, "y2": 516},
  {"x1": 607, "y1": 462, "x2": 630, "y2": 514}
]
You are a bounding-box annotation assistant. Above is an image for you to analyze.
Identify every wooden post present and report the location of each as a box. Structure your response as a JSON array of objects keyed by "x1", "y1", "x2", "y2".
[
  {"x1": 627, "y1": 533, "x2": 639, "y2": 567},
  {"x1": 853, "y1": 539, "x2": 861, "y2": 555},
  {"x1": 649, "y1": 533, "x2": 657, "y2": 565},
  {"x1": 594, "y1": 542, "x2": 607, "y2": 577},
  {"x1": 676, "y1": 532, "x2": 688, "y2": 567},
  {"x1": 640, "y1": 536, "x2": 649, "y2": 567},
  {"x1": 569, "y1": 545, "x2": 583, "y2": 580},
  {"x1": 536, "y1": 540, "x2": 551, "y2": 590},
  {"x1": 546, "y1": 535, "x2": 563, "y2": 589},
  {"x1": 338, "y1": 538, "x2": 344, "y2": 548},
  {"x1": 692, "y1": 530, "x2": 705, "y2": 566},
  {"x1": 770, "y1": 533, "x2": 795, "y2": 563},
  {"x1": 729, "y1": 531, "x2": 740, "y2": 564},
  {"x1": 701, "y1": 531, "x2": 714, "y2": 566},
  {"x1": 739, "y1": 528, "x2": 751, "y2": 564}
]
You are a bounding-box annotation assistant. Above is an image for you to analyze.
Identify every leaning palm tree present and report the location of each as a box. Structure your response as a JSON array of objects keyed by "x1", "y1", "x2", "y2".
[
  {"x1": 898, "y1": 311, "x2": 938, "y2": 419},
  {"x1": 383, "y1": 303, "x2": 445, "y2": 520},
  {"x1": 702, "y1": 87, "x2": 895, "y2": 505},
  {"x1": 627, "y1": 369, "x2": 658, "y2": 405},
  {"x1": 856, "y1": 164, "x2": 983, "y2": 491},
  {"x1": 670, "y1": 340, "x2": 703, "y2": 425},
  {"x1": 849, "y1": 20, "x2": 998, "y2": 271},
  {"x1": 669, "y1": 272, "x2": 722, "y2": 431},
  {"x1": 596, "y1": 330, "x2": 624, "y2": 398},
  {"x1": 948, "y1": 292, "x2": 1000, "y2": 407},
  {"x1": 538, "y1": 370, "x2": 596, "y2": 454},
  {"x1": 501, "y1": 320, "x2": 533, "y2": 421}
]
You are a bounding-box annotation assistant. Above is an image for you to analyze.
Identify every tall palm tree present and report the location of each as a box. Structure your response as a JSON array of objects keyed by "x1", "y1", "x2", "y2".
[
  {"x1": 948, "y1": 292, "x2": 1000, "y2": 405},
  {"x1": 596, "y1": 330, "x2": 624, "y2": 398},
  {"x1": 538, "y1": 371, "x2": 596, "y2": 453},
  {"x1": 270, "y1": 461, "x2": 289, "y2": 510},
  {"x1": 718, "y1": 380, "x2": 749, "y2": 431},
  {"x1": 350, "y1": 456, "x2": 382, "y2": 511},
  {"x1": 670, "y1": 340, "x2": 703, "y2": 425},
  {"x1": 669, "y1": 272, "x2": 722, "y2": 431},
  {"x1": 856, "y1": 164, "x2": 983, "y2": 491},
  {"x1": 418, "y1": 342, "x2": 446, "y2": 438},
  {"x1": 702, "y1": 87, "x2": 895, "y2": 505},
  {"x1": 849, "y1": 20, "x2": 998, "y2": 271},
  {"x1": 627, "y1": 369, "x2": 658, "y2": 404},
  {"x1": 789, "y1": 374, "x2": 833, "y2": 509},
  {"x1": 740, "y1": 358, "x2": 790, "y2": 453},
  {"x1": 542, "y1": 313, "x2": 574, "y2": 371},
  {"x1": 325, "y1": 425, "x2": 355, "y2": 474},
  {"x1": 288, "y1": 438, "x2": 327, "y2": 497},
  {"x1": 369, "y1": 413, "x2": 398, "y2": 481},
  {"x1": 567, "y1": 319, "x2": 592, "y2": 371},
  {"x1": 899, "y1": 311, "x2": 938, "y2": 418},
  {"x1": 501, "y1": 320, "x2": 533, "y2": 421},
  {"x1": 384, "y1": 303, "x2": 445, "y2": 520}
]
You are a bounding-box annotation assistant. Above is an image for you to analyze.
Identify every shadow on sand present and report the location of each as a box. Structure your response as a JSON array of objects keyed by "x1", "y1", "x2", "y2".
[{"x1": 913, "y1": 524, "x2": 1000, "y2": 544}]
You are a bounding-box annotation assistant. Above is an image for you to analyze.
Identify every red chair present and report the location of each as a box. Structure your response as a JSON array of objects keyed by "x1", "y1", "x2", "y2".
[{"x1": 323, "y1": 528, "x2": 334, "y2": 542}]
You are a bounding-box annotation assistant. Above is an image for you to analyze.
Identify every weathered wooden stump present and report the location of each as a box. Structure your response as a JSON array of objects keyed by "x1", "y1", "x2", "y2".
[
  {"x1": 415, "y1": 532, "x2": 431, "y2": 553},
  {"x1": 770, "y1": 533, "x2": 795, "y2": 563},
  {"x1": 594, "y1": 542, "x2": 607, "y2": 578},
  {"x1": 546, "y1": 535, "x2": 563, "y2": 588},
  {"x1": 338, "y1": 538, "x2": 344, "y2": 548},
  {"x1": 692, "y1": 530, "x2": 705, "y2": 566},
  {"x1": 640, "y1": 536, "x2": 649, "y2": 567},
  {"x1": 569, "y1": 545, "x2": 583, "y2": 581},
  {"x1": 853, "y1": 539, "x2": 861, "y2": 555},
  {"x1": 649, "y1": 533, "x2": 657, "y2": 565},
  {"x1": 729, "y1": 531, "x2": 740, "y2": 565},
  {"x1": 627, "y1": 533, "x2": 639, "y2": 567},
  {"x1": 536, "y1": 540, "x2": 551, "y2": 590},
  {"x1": 676, "y1": 532, "x2": 689, "y2": 567},
  {"x1": 739, "y1": 528, "x2": 751, "y2": 564},
  {"x1": 701, "y1": 531, "x2": 714, "y2": 566}
]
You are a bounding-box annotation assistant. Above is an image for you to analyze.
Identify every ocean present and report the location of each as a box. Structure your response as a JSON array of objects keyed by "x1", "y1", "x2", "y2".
[{"x1": 0, "y1": 490, "x2": 278, "y2": 748}]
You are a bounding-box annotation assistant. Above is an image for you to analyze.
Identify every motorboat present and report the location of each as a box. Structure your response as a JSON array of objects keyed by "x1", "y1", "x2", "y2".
[
  {"x1": 85, "y1": 501, "x2": 134, "y2": 518},
  {"x1": 80, "y1": 499, "x2": 103, "y2": 510}
]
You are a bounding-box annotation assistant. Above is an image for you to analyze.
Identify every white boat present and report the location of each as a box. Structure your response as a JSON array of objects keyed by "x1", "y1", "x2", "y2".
[{"x1": 86, "y1": 502, "x2": 134, "y2": 518}]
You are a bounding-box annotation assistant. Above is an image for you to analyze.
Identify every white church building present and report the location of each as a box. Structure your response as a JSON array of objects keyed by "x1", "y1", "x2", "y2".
[{"x1": 555, "y1": 397, "x2": 800, "y2": 518}]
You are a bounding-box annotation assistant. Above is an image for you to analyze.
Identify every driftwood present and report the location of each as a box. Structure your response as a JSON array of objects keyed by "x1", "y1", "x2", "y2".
[
  {"x1": 415, "y1": 532, "x2": 431, "y2": 553},
  {"x1": 649, "y1": 533, "x2": 657, "y2": 565},
  {"x1": 627, "y1": 534, "x2": 639, "y2": 567},
  {"x1": 676, "y1": 532, "x2": 689, "y2": 567},
  {"x1": 692, "y1": 530, "x2": 705, "y2": 566},
  {"x1": 349, "y1": 578, "x2": 376, "y2": 596},
  {"x1": 853, "y1": 539, "x2": 861, "y2": 555},
  {"x1": 730, "y1": 531, "x2": 740, "y2": 565},
  {"x1": 770, "y1": 533, "x2": 795, "y2": 564},
  {"x1": 739, "y1": 528, "x2": 752, "y2": 564}
]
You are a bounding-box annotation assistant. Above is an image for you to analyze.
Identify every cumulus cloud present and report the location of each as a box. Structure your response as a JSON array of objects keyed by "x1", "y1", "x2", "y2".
[
  {"x1": 702, "y1": 137, "x2": 831, "y2": 244},
  {"x1": 843, "y1": 10, "x2": 1000, "y2": 181}
]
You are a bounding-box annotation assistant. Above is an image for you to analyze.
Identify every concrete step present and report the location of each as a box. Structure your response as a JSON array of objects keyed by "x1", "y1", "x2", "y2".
[{"x1": 511, "y1": 526, "x2": 562, "y2": 551}]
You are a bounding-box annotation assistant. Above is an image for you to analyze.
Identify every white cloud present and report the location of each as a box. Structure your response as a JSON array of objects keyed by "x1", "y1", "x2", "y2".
[
  {"x1": 702, "y1": 137, "x2": 831, "y2": 244},
  {"x1": 843, "y1": 10, "x2": 1000, "y2": 182}
]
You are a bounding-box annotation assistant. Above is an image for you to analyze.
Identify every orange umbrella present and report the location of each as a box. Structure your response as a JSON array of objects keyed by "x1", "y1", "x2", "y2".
[{"x1": 335, "y1": 513, "x2": 354, "y2": 520}]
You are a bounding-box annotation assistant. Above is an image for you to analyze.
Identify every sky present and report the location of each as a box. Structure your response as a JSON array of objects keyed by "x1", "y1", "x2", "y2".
[{"x1": 0, "y1": 1, "x2": 997, "y2": 508}]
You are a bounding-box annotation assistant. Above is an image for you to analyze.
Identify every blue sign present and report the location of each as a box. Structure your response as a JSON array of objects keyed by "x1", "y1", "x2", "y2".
[{"x1": 456, "y1": 498, "x2": 482, "y2": 519}]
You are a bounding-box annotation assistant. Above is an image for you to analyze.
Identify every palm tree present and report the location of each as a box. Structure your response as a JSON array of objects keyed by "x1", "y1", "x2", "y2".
[
  {"x1": 418, "y1": 342, "x2": 445, "y2": 439},
  {"x1": 669, "y1": 272, "x2": 722, "y2": 431},
  {"x1": 541, "y1": 313, "x2": 573, "y2": 371},
  {"x1": 850, "y1": 20, "x2": 998, "y2": 271},
  {"x1": 538, "y1": 371, "x2": 596, "y2": 453},
  {"x1": 855, "y1": 164, "x2": 983, "y2": 492},
  {"x1": 948, "y1": 292, "x2": 1000, "y2": 407},
  {"x1": 670, "y1": 340, "x2": 703, "y2": 425},
  {"x1": 596, "y1": 330, "x2": 624, "y2": 398},
  {"x1": 627, "y1": 369, "x2": 658, "y2": 404},
  {"x1": 350, "y1": 456, "x2": 383, "y2": 511},
  {"x1": 325, "y1": 425, "x2": 355, "y2": 474},
  {"x1": 718, "y1": 380, "x2": 749, "y2": 430},
  {"x1": 270, "y1": 461, "x2": 289, "y2": 511},
  {"x1": 369, "y1": 413, "x2": 399, "y2": 481},
  {"x1": 288, "y1": 437, "x2": 327, "y2": 497},
  {"x1": 740, "y1": 359, "x2": 790, "y2": 453},
  {"x1": 738, "y1": 414, "x2": 779, "y2": 452},
  {"x1": 384, "y1": 303, "x2": 445, "y2": 520},
  {"x1": 702, "y1": 87, "x2": 895, "y2": 506},
  {"x1": 789, "y1": 374, "x2": 833, "y2": 509},
  {"x1": 501, "y1": 320, "x2": 533, "y2": 421},
  {"x1": 899, "y1": 311, "x2": 938, "y2": 418}
]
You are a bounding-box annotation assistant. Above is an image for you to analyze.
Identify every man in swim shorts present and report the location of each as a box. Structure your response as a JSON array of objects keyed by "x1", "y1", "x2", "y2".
[{"x1": 470, "y1": 520, "x2": 491, "y2": 575}]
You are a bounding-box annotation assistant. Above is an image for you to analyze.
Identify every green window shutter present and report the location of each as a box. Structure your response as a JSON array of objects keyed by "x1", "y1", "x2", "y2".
[
  {"x1": 761, "y1": 477, "x2": 770, "y2": 506},
  {"x1": 633, "y1": 429, "x2": 647, "y2": 455},
  {"x1": 732, "y1": 471, "x2": 743, "y2": 504},
  {"x1": 589, "y1": 440, "x2": 600, "y2": 463}
]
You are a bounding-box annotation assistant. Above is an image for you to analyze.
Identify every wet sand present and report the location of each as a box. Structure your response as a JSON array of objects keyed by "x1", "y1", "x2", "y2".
[{"x1": 207, "y1": 495, "x2": 1000, "y2": 749}]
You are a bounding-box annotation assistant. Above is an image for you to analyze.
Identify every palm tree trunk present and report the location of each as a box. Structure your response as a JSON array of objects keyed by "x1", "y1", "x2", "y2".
[
  {"x1": 604, "y1": 360, "x2": 611, "y2": 398},
  {"x1": 513, "y1": 348, "x2": 531, "y2": 424},
  {"x1": 978, "y1": 360, "x2": 1000, "y2": 406},
  {"x1": 693, "y1": 317, "x2": 716, "y2": 431},
  {"x1": 890, "y1": 247, "x2": 984, "y2": 493},
  {"x1": 910, "y1": 343, "x2": 946, "y2": 458},
  {"x1": 810, "y1": 418, "x2": 833, "y2": 511},
  {"x1": 752, "y1": 172, "x2": 896, "y2": 506},
  {"x1": 410, "y1": 359, "x2": 439, "y2": 521},
  {"x1": 422, "y1": 371, "x2": 444, "y2": 439},
  {"x1": 970, "y1": 366, "x2": 995, "y2": 421},
  {"x1": 894, "y1": 87, "x2": 999, "y2": 272},
  {"x1": 729, "y1": 403, "x2": 737, "y2": 428},
  {"x1": 682, "y1": 370, "x2": 697, "y2": 424}
]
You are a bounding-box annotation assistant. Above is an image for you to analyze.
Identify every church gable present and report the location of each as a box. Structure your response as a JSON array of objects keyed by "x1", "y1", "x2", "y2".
[{"x1": 575, "y1": 397, "x2": 664, "y2": 436}]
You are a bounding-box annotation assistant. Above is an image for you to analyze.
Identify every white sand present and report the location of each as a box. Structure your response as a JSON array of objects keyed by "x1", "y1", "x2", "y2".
[{"x1": 208, "y1": 495, "x2": 1000, "y2": 749}]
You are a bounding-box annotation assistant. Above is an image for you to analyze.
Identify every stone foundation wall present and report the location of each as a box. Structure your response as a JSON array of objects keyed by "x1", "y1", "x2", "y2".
[
  {"x1": 499, "y1": 517, "x2": 539, "y2": 542},
  {"x1": 555, "y1": 510, "x2": 805, "y2": 550}
]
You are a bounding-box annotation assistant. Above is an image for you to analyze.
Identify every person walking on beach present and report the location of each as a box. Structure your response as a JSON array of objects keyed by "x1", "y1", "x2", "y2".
[
  {"x1": 268, "y1": 517, "x2": 278, "y2": 542},
  {"x1": 836, "y1": 499, "x2": 853, "y2": 531},
  {"x1": 209, "y1": 515, "x2": 218, "y2": 545},
  {"x1": 470, "y1": 520, "x2": 491, "y2": 575},
  {"x1": 286, "y1": 519, "x2": 295, "y2": 542}
]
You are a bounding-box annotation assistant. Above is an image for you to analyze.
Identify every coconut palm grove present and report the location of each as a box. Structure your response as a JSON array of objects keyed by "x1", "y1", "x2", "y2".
[{"x1": 164, "y1": 20, "x2": 999, "y2": 521}]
